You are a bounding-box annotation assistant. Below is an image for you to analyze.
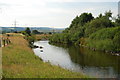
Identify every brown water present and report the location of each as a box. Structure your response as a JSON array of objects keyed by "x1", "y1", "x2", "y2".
[{"x1": 33, "y1": 41, "x2": 120, "y2": 78}]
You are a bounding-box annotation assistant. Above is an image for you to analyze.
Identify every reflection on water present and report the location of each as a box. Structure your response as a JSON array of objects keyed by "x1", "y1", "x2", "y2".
[{"x1": 33, "y1": 41, "x2": 120, "y2": 78}]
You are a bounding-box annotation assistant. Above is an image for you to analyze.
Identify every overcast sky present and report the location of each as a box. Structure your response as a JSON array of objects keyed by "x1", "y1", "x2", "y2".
[{"x1": 0, "y1": 0, "x2": 119, "y2": 28}]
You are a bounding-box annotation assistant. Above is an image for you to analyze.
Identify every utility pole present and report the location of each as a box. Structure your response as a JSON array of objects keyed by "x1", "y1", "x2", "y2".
[
  {"x1": 14, "y1": 20, "x2": 17, "y2": 27},
  {"x1": 14, "y1": 20, "x2": 17, "y2": 32},
  {"x1": 53, "y1": 27, "x2": 55, "y2": 34}
]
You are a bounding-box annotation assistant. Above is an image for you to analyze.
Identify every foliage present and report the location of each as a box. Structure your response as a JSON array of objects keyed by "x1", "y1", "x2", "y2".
[
  {"x1": 25, "y1": 27, "x2": 31, "y2": 36},
  {"x1": 32, "y1": 30, "x2": 40, "y2": 34},
  {"x1": 87, "y1": 27, "x2": 120, "y2": 52},
  {"x1": 115, "y1": 15, "x2": 120, "y2": 26},
  {"x1": 20, "y1": 31, "x2": 27, "y2": 35},
  {"x1": 85, "y1": 12, "x2": 114, "y2": 37},
  {"x1": 21, "y1": 27, "x2": 36, "y2": 48},
  {"x1": 89, "y1": 27, "x2": 120, "y2": 40},
  {"x1": 63, "y1": 13, "x2": 94, "y2": 34},
  {"x1": 50, "y1": 12, "x2": 93, "y2": 44},
  {"x1": 69, "y1": 13, "x2": 94, "y2": 29},
  {"x1": 113, "y1": 30, "x2": 120, "y2": 51},
  {"x1": 50, "y1": 33, "x2": 71, "y2": 44},
  {"x1": 49, "y1": 11, "x2": 120, "y2": 53},
  {"x1": 25, "y1": 35, "x2": 35, "y2": 48}
]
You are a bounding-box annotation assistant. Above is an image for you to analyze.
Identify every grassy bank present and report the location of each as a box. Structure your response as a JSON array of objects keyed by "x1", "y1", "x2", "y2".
[{"x1": 2, "y1": 34, "x2": 86, "y2": 78}]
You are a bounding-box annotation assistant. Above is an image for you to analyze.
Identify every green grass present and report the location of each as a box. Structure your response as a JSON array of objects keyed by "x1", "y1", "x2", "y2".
[{"x1": 2, "y1": 34, "x2": 86, "y2": 78}]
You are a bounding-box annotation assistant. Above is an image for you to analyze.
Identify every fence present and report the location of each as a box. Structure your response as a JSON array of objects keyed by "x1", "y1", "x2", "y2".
[{"x1": 0, "y1": 37, "x2": 11, "y2": 47}]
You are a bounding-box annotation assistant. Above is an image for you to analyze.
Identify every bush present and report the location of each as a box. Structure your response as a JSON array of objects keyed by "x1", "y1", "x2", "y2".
[
  {"x1": 49, "y1": 33, "x2": 71, "y2": 44},
  {"x1": 86, "y1": 27, "x2": 120, "y2": 52},
  {"x1": 89, "y1": 27, "x2": 120, "y2": 40}
]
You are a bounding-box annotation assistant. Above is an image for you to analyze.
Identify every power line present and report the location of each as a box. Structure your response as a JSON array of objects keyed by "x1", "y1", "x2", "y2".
[
  {"x1": 14, "y1": 20, "x2": 17, "y2": 27},
  {"x1": 13, "y1": 20, "x2": 18, "y2": 32}
]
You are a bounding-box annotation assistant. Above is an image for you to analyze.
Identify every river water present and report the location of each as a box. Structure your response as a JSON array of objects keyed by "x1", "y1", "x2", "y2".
[{"x1": 33, "y1": 41, "x2": 120, "y2": 78}]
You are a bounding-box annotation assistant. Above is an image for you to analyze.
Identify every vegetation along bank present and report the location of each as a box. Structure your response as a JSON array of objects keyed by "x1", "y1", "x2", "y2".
[{"x1": 49, "y1": 11, "x2": 120, "y2": 54}]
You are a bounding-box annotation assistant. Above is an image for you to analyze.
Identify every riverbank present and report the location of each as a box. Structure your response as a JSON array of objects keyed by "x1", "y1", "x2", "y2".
[
  {"x1": 2, "y1": 34, "x2": 86, "y2": 78},
  {"x1": 49, "y1": 12, "x2": 120, "y2": 55},
  {"x1": 79, "y1": 37, "x2": 120, "y2": 56},
  {"x1": 49, "y1": 27, "x2": 120, "y2": 56}
]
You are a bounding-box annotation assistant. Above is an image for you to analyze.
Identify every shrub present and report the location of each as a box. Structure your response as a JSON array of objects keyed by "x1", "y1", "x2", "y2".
[{"x1": 86, "y1": 27, "x2": 120, "y2": 52}]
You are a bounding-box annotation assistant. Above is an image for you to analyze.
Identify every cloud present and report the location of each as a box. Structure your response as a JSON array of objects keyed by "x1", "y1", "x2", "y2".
[{"x1": 0, "y1": 0, "x2": 118, "y2": 28}]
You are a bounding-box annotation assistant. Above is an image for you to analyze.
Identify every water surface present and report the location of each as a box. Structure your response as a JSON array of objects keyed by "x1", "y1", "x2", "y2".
[{"x1": 33, "y1": 41, "x2": 120, "y2": 78}]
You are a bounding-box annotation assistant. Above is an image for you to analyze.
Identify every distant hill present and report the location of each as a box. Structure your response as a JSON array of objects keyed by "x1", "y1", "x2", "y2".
[{"x1": 1, "y1": 27, "x2": 65, "y2": 33}]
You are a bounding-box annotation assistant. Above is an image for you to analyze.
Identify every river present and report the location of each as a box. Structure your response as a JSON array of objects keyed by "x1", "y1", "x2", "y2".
[{"x1": 33, "y1": 41, "x2": 120, "y2": 78}]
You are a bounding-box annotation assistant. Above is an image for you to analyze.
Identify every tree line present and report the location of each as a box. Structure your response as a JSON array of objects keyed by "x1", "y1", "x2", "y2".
[
  {"x1": 49, "y1": 11, "x2": 120, "y2": 53},
  {"x1": 21, "y1": 28, "x2": 51, "y2": 48}
]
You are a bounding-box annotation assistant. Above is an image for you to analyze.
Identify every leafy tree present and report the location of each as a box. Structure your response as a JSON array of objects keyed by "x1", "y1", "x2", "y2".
[
  {"x1": 98, "y1": 13, "x2": 103, "y2": 18},
  {"x1": 79, "y1": 13, "x2": 94, "y2": 26},
  {"x1": 115, "y1": 14, "x2": 120, "y2": 26},
  {"x1": 25, "y1": 27, "x2": 31, "y2": 36},
  {"x1": 105, "y1": 10, "x2": 112, "y2": 18},
  {"x1": 85, "y1": 11, "x2": 114, "y2": 37}
]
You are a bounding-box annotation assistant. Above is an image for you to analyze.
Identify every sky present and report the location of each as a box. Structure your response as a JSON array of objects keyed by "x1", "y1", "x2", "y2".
[{"x1": 0, "y1": 0, "x2": 119, "y2": 28}]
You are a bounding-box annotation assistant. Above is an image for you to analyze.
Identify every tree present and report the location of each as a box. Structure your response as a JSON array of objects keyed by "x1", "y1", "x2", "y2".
[
  {"x1": 48, "y1": 32, "x2": 52, "y2": 34},
  {"x1": 115, "y1": 14, "x2": 120, "y2": 26},
  {"x1": 32, "y1": 30, "x2": 40, "y2": 34},
  {"x1": 98, "y1": 14, "x2": 103, "y2": 18},
  {"x1": 105, "y1": 10, "x2": 112, "y2": 18},
  {"x1": 85, "y1": 11, "x2": 114, "y2": 37},
  {"x1": 79, "y1": 13, "x2": 94, "y2": 26},
  {"x1": 25, "y1": 27, "x2": 31, "y2": 36}
]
